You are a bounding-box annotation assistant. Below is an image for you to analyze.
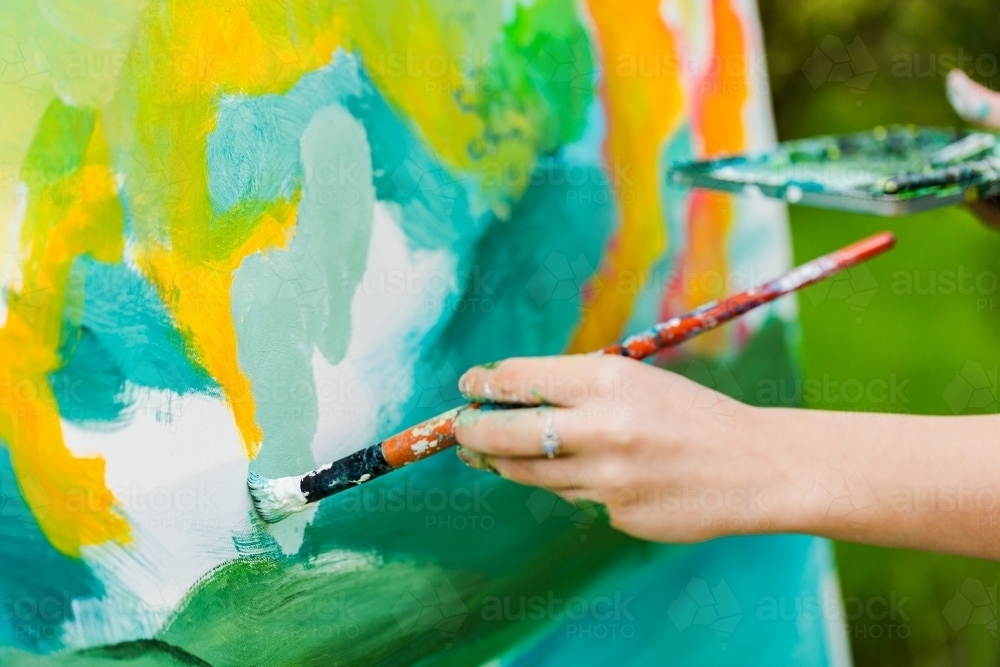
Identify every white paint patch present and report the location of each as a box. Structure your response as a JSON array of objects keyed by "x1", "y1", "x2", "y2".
[
  {"x1": 0, "y1": 182, "x2": 29, "y2": 328},
  {"x1": 728, "y1": 195, "x2": 796, "y2": 332},
  {"x1": 308, "y1": 200, "x2": 455, "y2": 464},
  {"x1": 268, "y1": 475, "x2": 308, "y2": 506},
  {"x1": 307, "y1": 548, "x2": 382, "y2": 573},
  {"x1": 660, "y1": 0, "x2": 713, "y2": 115},
  {"x1": 821, "y1": 564, "x2": 853, "y2": 667},
  {"x1": 60, "y1": 389, "x2": 251, "y2": 646}
]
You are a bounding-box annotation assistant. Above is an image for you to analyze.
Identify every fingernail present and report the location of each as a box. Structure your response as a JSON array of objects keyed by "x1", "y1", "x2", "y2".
[
  {"x1": 459, "y1": 363, "x2": 501, "y2": 402},
  {"x1": 456, "y1": 446, "x2": 498, "y2": 474},
  {"x1": 455, "y1": 407, "x2": 482, "y2": 427},
  {"x1": 458, "y1": 370, "x2": 476, "y2": 396}
]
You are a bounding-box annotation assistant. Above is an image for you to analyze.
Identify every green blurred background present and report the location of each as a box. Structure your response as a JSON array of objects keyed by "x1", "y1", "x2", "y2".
[{"x1": 757, "y1": 1, "x2": 1000, "y2": 664}]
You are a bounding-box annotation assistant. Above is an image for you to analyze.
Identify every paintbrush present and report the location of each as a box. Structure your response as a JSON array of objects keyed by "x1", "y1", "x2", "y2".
[{"x1": 248, "y1": 231, "x2": 897, "y2": 522}]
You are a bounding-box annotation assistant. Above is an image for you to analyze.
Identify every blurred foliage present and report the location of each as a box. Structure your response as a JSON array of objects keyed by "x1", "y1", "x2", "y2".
[
  {"x1": 758, "y1": 2, "x2": 1000, "y2": 665},
  {"x1": 759, "y1": 0, "x2": 1000, "y2": 139}
]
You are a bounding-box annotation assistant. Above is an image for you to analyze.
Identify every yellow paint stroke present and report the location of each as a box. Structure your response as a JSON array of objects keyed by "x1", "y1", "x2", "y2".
[
  {"x1": 661, "y1": 0, "x2": 748, "y2": 356},
  {"x1": 567, "y1": 0, "x2": 684, "y2": 351},
  {"x1": 0, "y1": 115, "x2": 131, "y2": 556},
  {"x1": 111, "y1": 0, "x2": 335, "y2": 458}
]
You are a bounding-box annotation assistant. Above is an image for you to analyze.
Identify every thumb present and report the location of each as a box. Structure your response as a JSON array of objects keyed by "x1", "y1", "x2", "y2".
[{"x1": 947, "y1": 69, "x2": 1000, "y2": 128}]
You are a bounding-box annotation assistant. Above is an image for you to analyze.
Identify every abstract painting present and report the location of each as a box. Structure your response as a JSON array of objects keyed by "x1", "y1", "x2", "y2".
[{"x1": 0, "y1": 0, "x2": 845, "y2": 664}]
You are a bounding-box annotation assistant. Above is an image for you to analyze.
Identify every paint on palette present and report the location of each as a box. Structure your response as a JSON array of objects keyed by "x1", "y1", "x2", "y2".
[
  {"x1": 671, "y1": 125, "x2": 1000, "y2": 216},
  {"x1": 0, "y1": 0, "x2": 848, "y2": 664}
]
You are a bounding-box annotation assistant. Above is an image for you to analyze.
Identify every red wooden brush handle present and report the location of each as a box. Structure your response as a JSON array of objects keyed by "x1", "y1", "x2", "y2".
[{"x1": 380, "y1": 231, "x2": 896, "y2": 469}]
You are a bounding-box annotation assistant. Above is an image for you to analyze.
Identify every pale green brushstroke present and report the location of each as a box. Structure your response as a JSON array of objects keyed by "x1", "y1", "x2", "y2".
[{"x1": 233, "y1": 103, "x2": 374, "y2": 480}]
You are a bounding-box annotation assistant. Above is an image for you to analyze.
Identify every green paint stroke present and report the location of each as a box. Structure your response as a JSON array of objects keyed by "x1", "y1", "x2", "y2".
[
  {"x1": 20, "y1": 101, "x2": 96, "y2": 194},
  {"x1": 152, "y1": 517, "x2": 632, "y2": 667},
  {"x1": 480, "y1": 0, "x2": 596, "y2": 154}
]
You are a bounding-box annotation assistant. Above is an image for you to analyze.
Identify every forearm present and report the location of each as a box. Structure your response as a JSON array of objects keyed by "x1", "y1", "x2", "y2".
[{"x1": 755, "y1": 406, "x2": 1000, "y2": 559}]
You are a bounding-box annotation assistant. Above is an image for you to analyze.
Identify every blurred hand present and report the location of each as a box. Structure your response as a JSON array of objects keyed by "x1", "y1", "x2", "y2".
[
  {"x1": 947, "y1": 69, "x2": 1000, "y2": 230},
  {"x1": 453, "y1": 355, "x2": 800, "y2": 543},
  {"x1": 947, "y1": 69, "x2": 1000, "y2": 127}
]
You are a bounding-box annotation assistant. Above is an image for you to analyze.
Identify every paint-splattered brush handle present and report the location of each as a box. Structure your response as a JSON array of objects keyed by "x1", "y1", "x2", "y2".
[
  {"x1": 601, "y1": 230, "x2": 896, "y2": 358},
  {"x1": 291, "y1": 231, "x2": 896, "y2": 508}
]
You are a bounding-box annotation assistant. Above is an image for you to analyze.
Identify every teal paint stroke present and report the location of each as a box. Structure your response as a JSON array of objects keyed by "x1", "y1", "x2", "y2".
[
  {"x1": 50, "y1": 257, "x2": 216, "y2": 427},
  {"x1": 414, "y1": 156, "x2": 616, "y2": 408},
  {"x1": 208, "y1": 50, "x2": 480, "y2": 256},
  {"x1": 498, "y1": 535, "x2": 837, "y2": 667},
  {"x1": 0, "y1": 443, "x2": 105, "y2": 653},
  {"x1": 214, "y1": 27, "x2": 600, "y2": 477}
]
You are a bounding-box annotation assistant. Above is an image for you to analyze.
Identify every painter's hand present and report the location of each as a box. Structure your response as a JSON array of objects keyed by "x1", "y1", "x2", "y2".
[
  {"x1": 453, "y1": 355, "x2": 799, "y2": 543},
  {"x1": 947, "y1": 69, "x2": 1000, "y2": 230}
]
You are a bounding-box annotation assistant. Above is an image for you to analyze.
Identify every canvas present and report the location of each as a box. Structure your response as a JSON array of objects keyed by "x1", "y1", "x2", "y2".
[{"x1": 0, "y1": 1, "x2": 846, "y2": 665}]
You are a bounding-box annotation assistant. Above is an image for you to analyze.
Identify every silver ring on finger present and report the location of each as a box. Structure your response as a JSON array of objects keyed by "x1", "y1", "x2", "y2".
[{"x1": 541, "y1": 409, "x2": 561, "y2": 459}]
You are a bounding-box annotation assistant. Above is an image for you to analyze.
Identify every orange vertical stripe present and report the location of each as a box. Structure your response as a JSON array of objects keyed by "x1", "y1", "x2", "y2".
[{"x1": 568, "y1": 0, "x2": 685, "y2": 352}]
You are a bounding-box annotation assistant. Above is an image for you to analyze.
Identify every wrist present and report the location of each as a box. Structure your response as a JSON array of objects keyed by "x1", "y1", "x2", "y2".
[{"x1": 735, "y1": 405, "x2": 816, "y2": 536}]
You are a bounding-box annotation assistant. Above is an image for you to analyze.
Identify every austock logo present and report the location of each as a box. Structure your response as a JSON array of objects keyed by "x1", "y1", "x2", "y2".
[
  {"x1": 392, "y1": 575, "x2": 468, "y2": 648},
  {"x1": 526, "y1": 469, "x2": 600, "y2": 540},
  {"x1": 802, "y1": 36, "x2": 878, "y2": 103},
  {"x1": 668, "y1": 361, "x2": 743, "y2": 429},
  {"x1": 943, "y1": 578, "x2": 997, "y2": 637},
  {"x1": 943, "y1": 361, "x2": 997, "y2": 415},
  {"x1": 803, "y1": 263, "x2": 879, "y2": 323},
  {"x1": 802, "y1": 469, "x2": 879, "y2": 529},
  {"x1": 389, "y1": 143, "x2": 464, "y2": 214},
  {"x1": 526, "y1": 252, "x2": 601, "y2": 307},
  {"x1": 526, "y1": 33, "x2": 596, "y2": 92},
  {"x1": 392, "y1": 360, "x2": 464, "y2": 414},
  {"x1": 667, "y1": 578, "x2": 743, "y2": 649},
  {"x1": 0, "y1": 251, "x2": 53, "y2": 324},
  {"x1": 1, "y1": 34, "x2": 51, "y2": 94}
]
